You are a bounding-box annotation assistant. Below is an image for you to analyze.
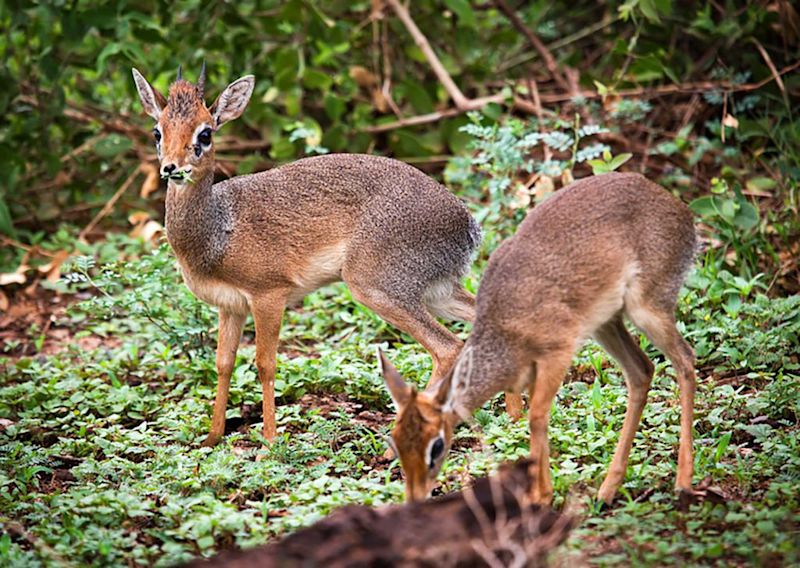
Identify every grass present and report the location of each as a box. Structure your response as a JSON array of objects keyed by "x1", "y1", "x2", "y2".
[{"x1": 1, "y1": 238, "x2": 798, "y2": 567}]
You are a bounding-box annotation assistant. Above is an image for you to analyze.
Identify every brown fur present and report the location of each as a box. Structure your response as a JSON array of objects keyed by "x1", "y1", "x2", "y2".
[
  {"x1": 383, "y1": 173, "x2": 698, "y2": 505},
  {"x1": 132, "y1": 68, "x2": 485, "y2": 447}
]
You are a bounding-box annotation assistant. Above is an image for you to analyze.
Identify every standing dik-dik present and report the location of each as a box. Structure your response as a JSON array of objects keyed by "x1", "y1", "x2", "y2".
[
  {"x1": 380, "y1": 172, "x2": 697, "y2": 504},
  {"x1": 131, "y1": 65, "x2": 511, "y2": 446}
]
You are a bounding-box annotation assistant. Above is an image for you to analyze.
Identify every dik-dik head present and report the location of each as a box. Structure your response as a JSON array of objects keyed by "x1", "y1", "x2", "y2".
[
  {"x1": 131, "y1": 64, "x2": 255, "y2": 186},
  {"x1": 378, "y1": 349, "x2": 457, "y2": 502}
]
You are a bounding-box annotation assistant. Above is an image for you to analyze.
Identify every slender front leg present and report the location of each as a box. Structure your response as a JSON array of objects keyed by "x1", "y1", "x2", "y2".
[
  {"x1": 201, "y1": 309, "x2": 246, "y2": 447},
  {"x1": 527, "y1": 353, "x2": 572, "y2": 505},
  {"x1": 251, "y1": 291, "x2": 288, "y2": 444}
]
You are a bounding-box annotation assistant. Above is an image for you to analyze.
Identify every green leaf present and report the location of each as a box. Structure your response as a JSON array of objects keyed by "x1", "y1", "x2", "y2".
[
  {"x1": 714, "y1": 431, "x2": 731, "y2": 462},
  {"x1": 607, "y1": 152, "x2": 632, "y2": 170},
  {"x1": 444, "y1": 0, "x2": 478, "y2": 28},
  {"x1": 733, "y1": 201, "x2": 759, "y2": 230},
  {"x1": 689, "y1": 196, "x2": 718, "y2": 217},
  {"x1": 746, "y1": 177, "x2": 777, "y2": 192},
  {"x1": 0, "y1": 196, "x2": 13, "y2": 235},
  {"x1": 302, "y1": 69, "x2": 333, "y2": 91},
  {"x1": 588, "y1": 160, "x2": 610, "y2": 175},
  {"x1": 96, "y1": 42, "x2": 123, "y2": 74},
  {"x1": 719, "y1": 198, "x2": 737, "y2": 222},
  {"x1": 94, "y1": 134, "x2": 133, "y2": 158},
  {"x1": 399, "y1": 81, "x2": 434, "y2": 114},
  {"x1": 638, "y1": 0, "x2": 661, "y2": 22},
  {"x1": 324, "y1": 93, "x2": 345, "y2": 121}
]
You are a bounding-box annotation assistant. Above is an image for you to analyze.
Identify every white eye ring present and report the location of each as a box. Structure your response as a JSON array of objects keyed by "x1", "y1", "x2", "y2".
[{"x1": 426, "y1": 430, "x2": 446, "y2": 469}]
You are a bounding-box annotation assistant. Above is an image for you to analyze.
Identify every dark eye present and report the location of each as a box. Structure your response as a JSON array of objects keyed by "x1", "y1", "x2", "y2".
[
  {"x1": 153, "y1": 129, "x2": 161, "y2": 143},
  {"x1": 197, "y1": 128, "x2": 212, "y2": 146},
  {"x1": 429, "y1": 437, "x2": 444, "y2": 468}
]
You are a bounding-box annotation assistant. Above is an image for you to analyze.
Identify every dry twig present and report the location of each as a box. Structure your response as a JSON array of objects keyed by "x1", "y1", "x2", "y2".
[{"x1": 78, "y1": 167, "x2": 141, "y2": 241}]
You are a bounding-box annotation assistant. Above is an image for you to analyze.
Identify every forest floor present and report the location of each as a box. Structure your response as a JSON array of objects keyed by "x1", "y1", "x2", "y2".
[{"x1": 0, "y1": 238, "x2": 798, "y2": 567}]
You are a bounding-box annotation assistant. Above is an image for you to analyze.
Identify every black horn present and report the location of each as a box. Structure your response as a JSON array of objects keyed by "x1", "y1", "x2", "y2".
[
  {"x1": 177, "y1": 64, "x2": 182, "y2": 81},
  {"x1": 198, "y1": 60, "x2": 206, "y2": 97}
]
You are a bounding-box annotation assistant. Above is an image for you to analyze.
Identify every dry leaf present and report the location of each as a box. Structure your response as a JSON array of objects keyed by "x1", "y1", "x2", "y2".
[
  {"x1": 722, "y1": 114, "x2": 739, "y2": 129},
  {"x1": 0, "y1": 266, "x2": 28, "y2": 286},
  {"x1": 37, "y1": 250, "x2": 70, "y2": 283},
  {"x1": 139, "y1": 163, "x2": 160, "y2": 198},
  {"x1": 371, "y1": 89, "x2": 389, "y2": 113},
  {"x1": 510, "y1": 183, "x2": 532, "y2": 210},
  {"x1": 561, "y1": 169, "x2": 574, "y2": 187},
  {"x1": 128, "y1": 211, "x2": 150, "y2": 226},
  {"x1": 533, "y1": 175, "x2": 555, "y2": 201},
  {"x1": 133, "y1": 220, "x2": 164, "y2": 242},
  {"x1": 0, "y1": 289, "x2": 8, "y2": 312},
  {"x1": 349, "y1": 65, "x2": 378, "y2": 88}
]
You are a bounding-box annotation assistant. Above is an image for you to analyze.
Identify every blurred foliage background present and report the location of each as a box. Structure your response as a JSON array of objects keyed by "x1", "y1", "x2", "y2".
[
  {"x1": 1, "y1": 2, "x2": 799, "y2": 565},
  {"x1": 0, "y1": 0, "x2": 798, "y2": 290}
]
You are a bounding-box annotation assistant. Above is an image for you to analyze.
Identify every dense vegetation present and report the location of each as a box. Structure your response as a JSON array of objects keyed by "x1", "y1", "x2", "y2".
[{"x1": 1, "y1": 0, "x2": 798, "y2": 566}]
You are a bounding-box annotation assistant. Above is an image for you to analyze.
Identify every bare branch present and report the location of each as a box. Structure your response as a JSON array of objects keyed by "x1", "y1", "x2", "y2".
[
  {"x1": 384, "y1": 0, "x2": 471, "y2": 109},
  {"x1": 493, "y1": 0, "x2": 570, "y2": 91}
]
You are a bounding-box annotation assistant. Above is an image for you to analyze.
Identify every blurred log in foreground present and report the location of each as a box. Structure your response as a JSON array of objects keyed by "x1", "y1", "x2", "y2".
[{"x1": 188, "y1": 459, "x2": 574, "y2": 567}]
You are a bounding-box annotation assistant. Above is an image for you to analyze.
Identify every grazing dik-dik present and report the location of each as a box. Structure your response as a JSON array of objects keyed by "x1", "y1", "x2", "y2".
[
  {"x1": 380, "y1": 173, "x2": 698, "y2": 504},
  {"x1": 131, "y1": 65, "x2": 521, "y2": 447}
]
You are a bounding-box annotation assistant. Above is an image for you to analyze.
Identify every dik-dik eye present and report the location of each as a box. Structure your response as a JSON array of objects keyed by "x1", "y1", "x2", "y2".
[
  {"x1": 153, "y1": 128, "x2": 161, "y2": 143},
  {"x1": 428, "y1": 437, "x2": 444, "y2": 469},
  {"x1": 197, "y1": 128, "x2": 212, "y2": 146}
]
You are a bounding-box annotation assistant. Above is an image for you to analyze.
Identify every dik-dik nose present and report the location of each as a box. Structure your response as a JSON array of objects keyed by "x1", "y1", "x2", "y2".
[{"x1": 161, "y1": 163, "x2": 177, "y2": 177}]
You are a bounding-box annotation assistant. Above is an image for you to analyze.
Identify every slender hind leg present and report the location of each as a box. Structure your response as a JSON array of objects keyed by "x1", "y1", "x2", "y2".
[
  {"x1": 628, "y1": 308, "x2": 696, "y2": 496},
  {"x1": 347, "y1": 283, "x2": 463, "y2": 385},
  {"x1": 593, "y1": 315, "x2": 655, "y2": 503}
]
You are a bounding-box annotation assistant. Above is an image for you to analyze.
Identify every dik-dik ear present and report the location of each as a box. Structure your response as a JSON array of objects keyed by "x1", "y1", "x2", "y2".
[
  {"x1": 432, "y1": 366, "x2": 454, "y2": 406},
  {"x1": 377, "y1": 348, "x2": 414, "y2": 409},
  {"x1": 210, "y1": 75, "x2": 255, "y2": 129},
  {"x1": 131, "y1": 68, "x2": 166, "y2": 120}
]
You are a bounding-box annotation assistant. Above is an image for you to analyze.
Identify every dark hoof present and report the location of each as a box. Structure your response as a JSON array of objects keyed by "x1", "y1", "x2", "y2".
[{"x1": 677, "y1": 488, "x2": 698, "y2": 511}]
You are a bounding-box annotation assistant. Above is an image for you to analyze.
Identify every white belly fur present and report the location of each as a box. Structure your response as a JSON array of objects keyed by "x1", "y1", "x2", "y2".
[
  {"x1": 288, "y1": 242, "x2": 348, "y2": 304},
  {"x1": 179, "y1": 263, "x2": 250, "y2": 315}
]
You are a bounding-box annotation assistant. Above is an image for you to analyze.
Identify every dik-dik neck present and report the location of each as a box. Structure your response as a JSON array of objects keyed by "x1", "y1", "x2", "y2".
[
  {"x1": 165, "y1": 171, "x2": 229, "y2": 275},
  {"x1": 445, "y1": 328, "x2": 518, "y2": 419}
]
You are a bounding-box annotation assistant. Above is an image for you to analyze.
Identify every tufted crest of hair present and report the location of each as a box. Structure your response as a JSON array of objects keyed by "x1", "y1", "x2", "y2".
[{"x1": 166, "y1": 80, "x2": 208, "y2": 120}]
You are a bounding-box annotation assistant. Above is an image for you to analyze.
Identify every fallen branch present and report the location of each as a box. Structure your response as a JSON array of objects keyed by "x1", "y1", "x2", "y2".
[{"x1": 364, "y1": 92, "x2": 508, "y2": 133}]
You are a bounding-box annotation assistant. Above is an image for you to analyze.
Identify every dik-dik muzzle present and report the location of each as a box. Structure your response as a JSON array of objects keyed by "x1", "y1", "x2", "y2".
[{"x1": 131, "y1": 63, "x2": 254, "y2": 186}]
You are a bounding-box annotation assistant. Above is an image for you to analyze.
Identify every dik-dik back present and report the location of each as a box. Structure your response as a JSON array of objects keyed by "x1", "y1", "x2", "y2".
[{"x1": 475, "y1": 172, "x2": 696, "y2": 365}]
